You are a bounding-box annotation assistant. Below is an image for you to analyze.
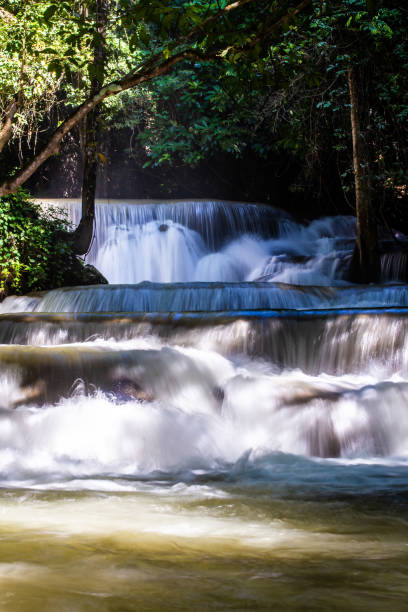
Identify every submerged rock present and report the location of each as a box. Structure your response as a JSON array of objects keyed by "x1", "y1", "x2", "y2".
[
  {"x1": 11, "y1": 380, "x2": 47, "y2": 409},
  {"x1": 111, "y1": 379, "x2": 155, "y2": 403}
]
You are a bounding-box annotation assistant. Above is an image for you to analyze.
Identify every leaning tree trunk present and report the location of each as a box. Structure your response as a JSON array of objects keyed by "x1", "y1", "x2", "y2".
[
  {"x1": 0, "y1": 98, "x2": 17, "y2": 154},
  {"x1": 72, "y1": 106, "x2": 101, "y2": 254},
  {"x1": 347, "y1": 65, "x2": 380, "y2": 283},
  {"x1": 72, "y1": 0, "x2": 109, "y2": 255}
]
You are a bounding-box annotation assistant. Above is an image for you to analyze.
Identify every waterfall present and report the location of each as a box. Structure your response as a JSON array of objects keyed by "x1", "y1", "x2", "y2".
[
  {"x1": 3, "y1": 282, "x2": 408, "y2": 315},
  {"x1": 1, "y1": 335, "x2": 408, "y2": 465},
  {"x1": 38, "y1": 198, "x2": 408, "y2": 286},
  {"x1": 1, "y1": 308, "x2": 408, "y2": 376},
  {"x1": 38, "y1": 198, "x2": 360, "y2": 285},
  {"x1": 2, "y1": 199, "x2": 408, "y2": 477},
  {"x1": 2, "y1": 197, "x2": 408, "y2": 611},
  {"x1": 381, "y1": 251, "x2": 408, "y2": 281}
]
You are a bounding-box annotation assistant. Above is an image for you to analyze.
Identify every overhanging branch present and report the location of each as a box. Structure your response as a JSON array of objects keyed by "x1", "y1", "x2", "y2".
[{"x1": 0, "y1": 0, "x2": 313, "y2": 197}]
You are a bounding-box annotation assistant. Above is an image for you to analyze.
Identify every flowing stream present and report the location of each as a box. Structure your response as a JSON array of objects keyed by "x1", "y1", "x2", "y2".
[{"x1": 0, "y1": 199, "x2": 407, "y2": 611}]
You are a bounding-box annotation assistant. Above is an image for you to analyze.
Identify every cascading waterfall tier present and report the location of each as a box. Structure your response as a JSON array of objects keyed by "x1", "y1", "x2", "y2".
[
  {"x1": 38, "y1": 198, "x2": 408, "y2": 285},
  {"x1": 0, "y1": 308, "x2": 407, "y2": 377},
  {"x1": 40, "y1": 198, "x2": 289, "y2": 282},
  {"x1": 38, "y1": 198, "x2": 362, "y2": 285},
  {"x1": 2, "y1": 335, "x2": 408, "y2": 463},
  {"x1": 3, "y1": 282, "x2": 408, "y2": 315}
]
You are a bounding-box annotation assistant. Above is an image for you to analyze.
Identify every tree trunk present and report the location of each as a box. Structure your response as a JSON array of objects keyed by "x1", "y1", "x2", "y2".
[
  {"x1": 72, "y1": 0, "x2": 109, "y2": 255},
  {"x1": 72, "y1": 109, "x2": 99, "y2": 254},
  {"x1": 347, "y1": 65, "x2": 379, "y2": 283},
  {"x1": 0, "y1": 98, "x2": 17, "y2": 153}
]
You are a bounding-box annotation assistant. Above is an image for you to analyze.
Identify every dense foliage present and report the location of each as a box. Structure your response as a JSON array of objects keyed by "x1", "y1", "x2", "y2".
[
  {"x1": 0, "y1": 1, "x2": 309, "y2": 188},
  {"x1": 270, "y1": 1, "x2": 408, "y2": 205},
  {"x1": 0, "y1": 190, "x2": 82, "y2": 297},
  {"x1": 1, "y1": 1, "x2": 407, "y2": 197},
  {"x1": 1, "y1": 0, "x2": 408, "y2": 287},
  {"x1": 122, "y1": 1, "x2": 408, "y2": 203}
]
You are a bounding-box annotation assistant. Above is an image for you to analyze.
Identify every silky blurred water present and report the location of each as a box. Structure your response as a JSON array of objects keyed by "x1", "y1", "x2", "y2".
[{"x1": 1, "y1": 200, "x2": 407, "y2": 611}]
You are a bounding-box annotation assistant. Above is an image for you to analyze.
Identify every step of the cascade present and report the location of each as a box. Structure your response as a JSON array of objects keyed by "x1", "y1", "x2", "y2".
[
  {"x1": 37, "y1": 198, "x2": 288, "y2": 247},
  {"x1": 1, "y1": 308, "x2": 408, "y2": 377},
  {"x1": 3, "y1": 341, "x2": 408, "y2": 461},
  {"x1": 2, "y1": 305, "x2": 408, "y2": 324},
  {"x1": 0, "y1": 344, "x2": 226, "y2": 410},
  {"x1": 0, "y1": 282, "x2": 336, "y2": 313},
  {"x1": 2, "y1": 282, "x2": 408, "y2": 315}
]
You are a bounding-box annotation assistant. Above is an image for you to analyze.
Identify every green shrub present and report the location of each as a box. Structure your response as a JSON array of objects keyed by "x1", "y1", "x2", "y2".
[{"x1": 0, "y1": 190, "x2": 80, "y2": 297}]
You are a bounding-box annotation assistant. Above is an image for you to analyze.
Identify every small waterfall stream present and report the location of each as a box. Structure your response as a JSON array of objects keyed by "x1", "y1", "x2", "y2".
[{"x1": 1, "y1": 199, "x2": 408, "y2": 610}]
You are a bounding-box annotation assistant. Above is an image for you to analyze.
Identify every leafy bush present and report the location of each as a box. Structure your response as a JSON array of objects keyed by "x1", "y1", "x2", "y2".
[{"x1": 0, "y1": 189, "x2": 81, "y2": 297}]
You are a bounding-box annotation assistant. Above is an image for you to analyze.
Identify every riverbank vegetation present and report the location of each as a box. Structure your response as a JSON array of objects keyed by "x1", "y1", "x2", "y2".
[
  {"x1": 0, "y1": 0, "x2": 407, "y2": 291},
  {"x1": 0, "y1": 190, "x2": 85, "y2": 298}
]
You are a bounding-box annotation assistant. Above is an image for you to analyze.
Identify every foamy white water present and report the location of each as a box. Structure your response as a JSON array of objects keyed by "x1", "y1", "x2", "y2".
[
  {"x1": 37, "y1": 198, "x2": 361, "y2": 284},
  {"x1": 2, "y1": 199, "x2": 408, "y2": 611}
]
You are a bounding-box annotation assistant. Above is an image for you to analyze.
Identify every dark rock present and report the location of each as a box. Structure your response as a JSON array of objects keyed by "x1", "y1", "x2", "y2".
[
  {"x1": 80, "y1": 264, "x2": 108, "y2": 285},
  {"x1": 112, "y1": 379, "x2": 154, "y2": 402},
  {"x1": 212, "y1": 386, "x2": 225, "y2": 404},
  {"x1": 11, "y1": 380, "x2": 47, "y2": 409}
]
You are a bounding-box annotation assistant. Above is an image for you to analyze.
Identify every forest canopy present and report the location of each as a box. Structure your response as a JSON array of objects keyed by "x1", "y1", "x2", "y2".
[{"x1": 0, "y1": 0, "x2": 407, "y2": 283}]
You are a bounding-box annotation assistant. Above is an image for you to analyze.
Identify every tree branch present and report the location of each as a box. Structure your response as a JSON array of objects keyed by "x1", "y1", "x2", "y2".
[
  {"x1": 0, "y1": 50, "x2": 203, "y2": 196},
  {"x1": 183, "y1": 0, "x2": 257, "y2": 42},
  {"x1": 0, "y1": 0, "x2": 313, "y2": 197}
]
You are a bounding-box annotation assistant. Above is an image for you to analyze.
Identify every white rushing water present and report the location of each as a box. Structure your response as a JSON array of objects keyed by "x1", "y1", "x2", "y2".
[
  {"x1": 1, "y1": 339, "x2": 408, "y2": 487},
  {"x1": 2, "y1": 199, "x2": 408, "y2": 611},
  {"x1": 38, "y1": 198, "x2": 359, "y2": 285},
  {"x1": 4, "y1": 200, "x2": 408, "y2": 313},
  {"x1": 0, "y1": 199, "x2": 407, "y2": 490}
]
